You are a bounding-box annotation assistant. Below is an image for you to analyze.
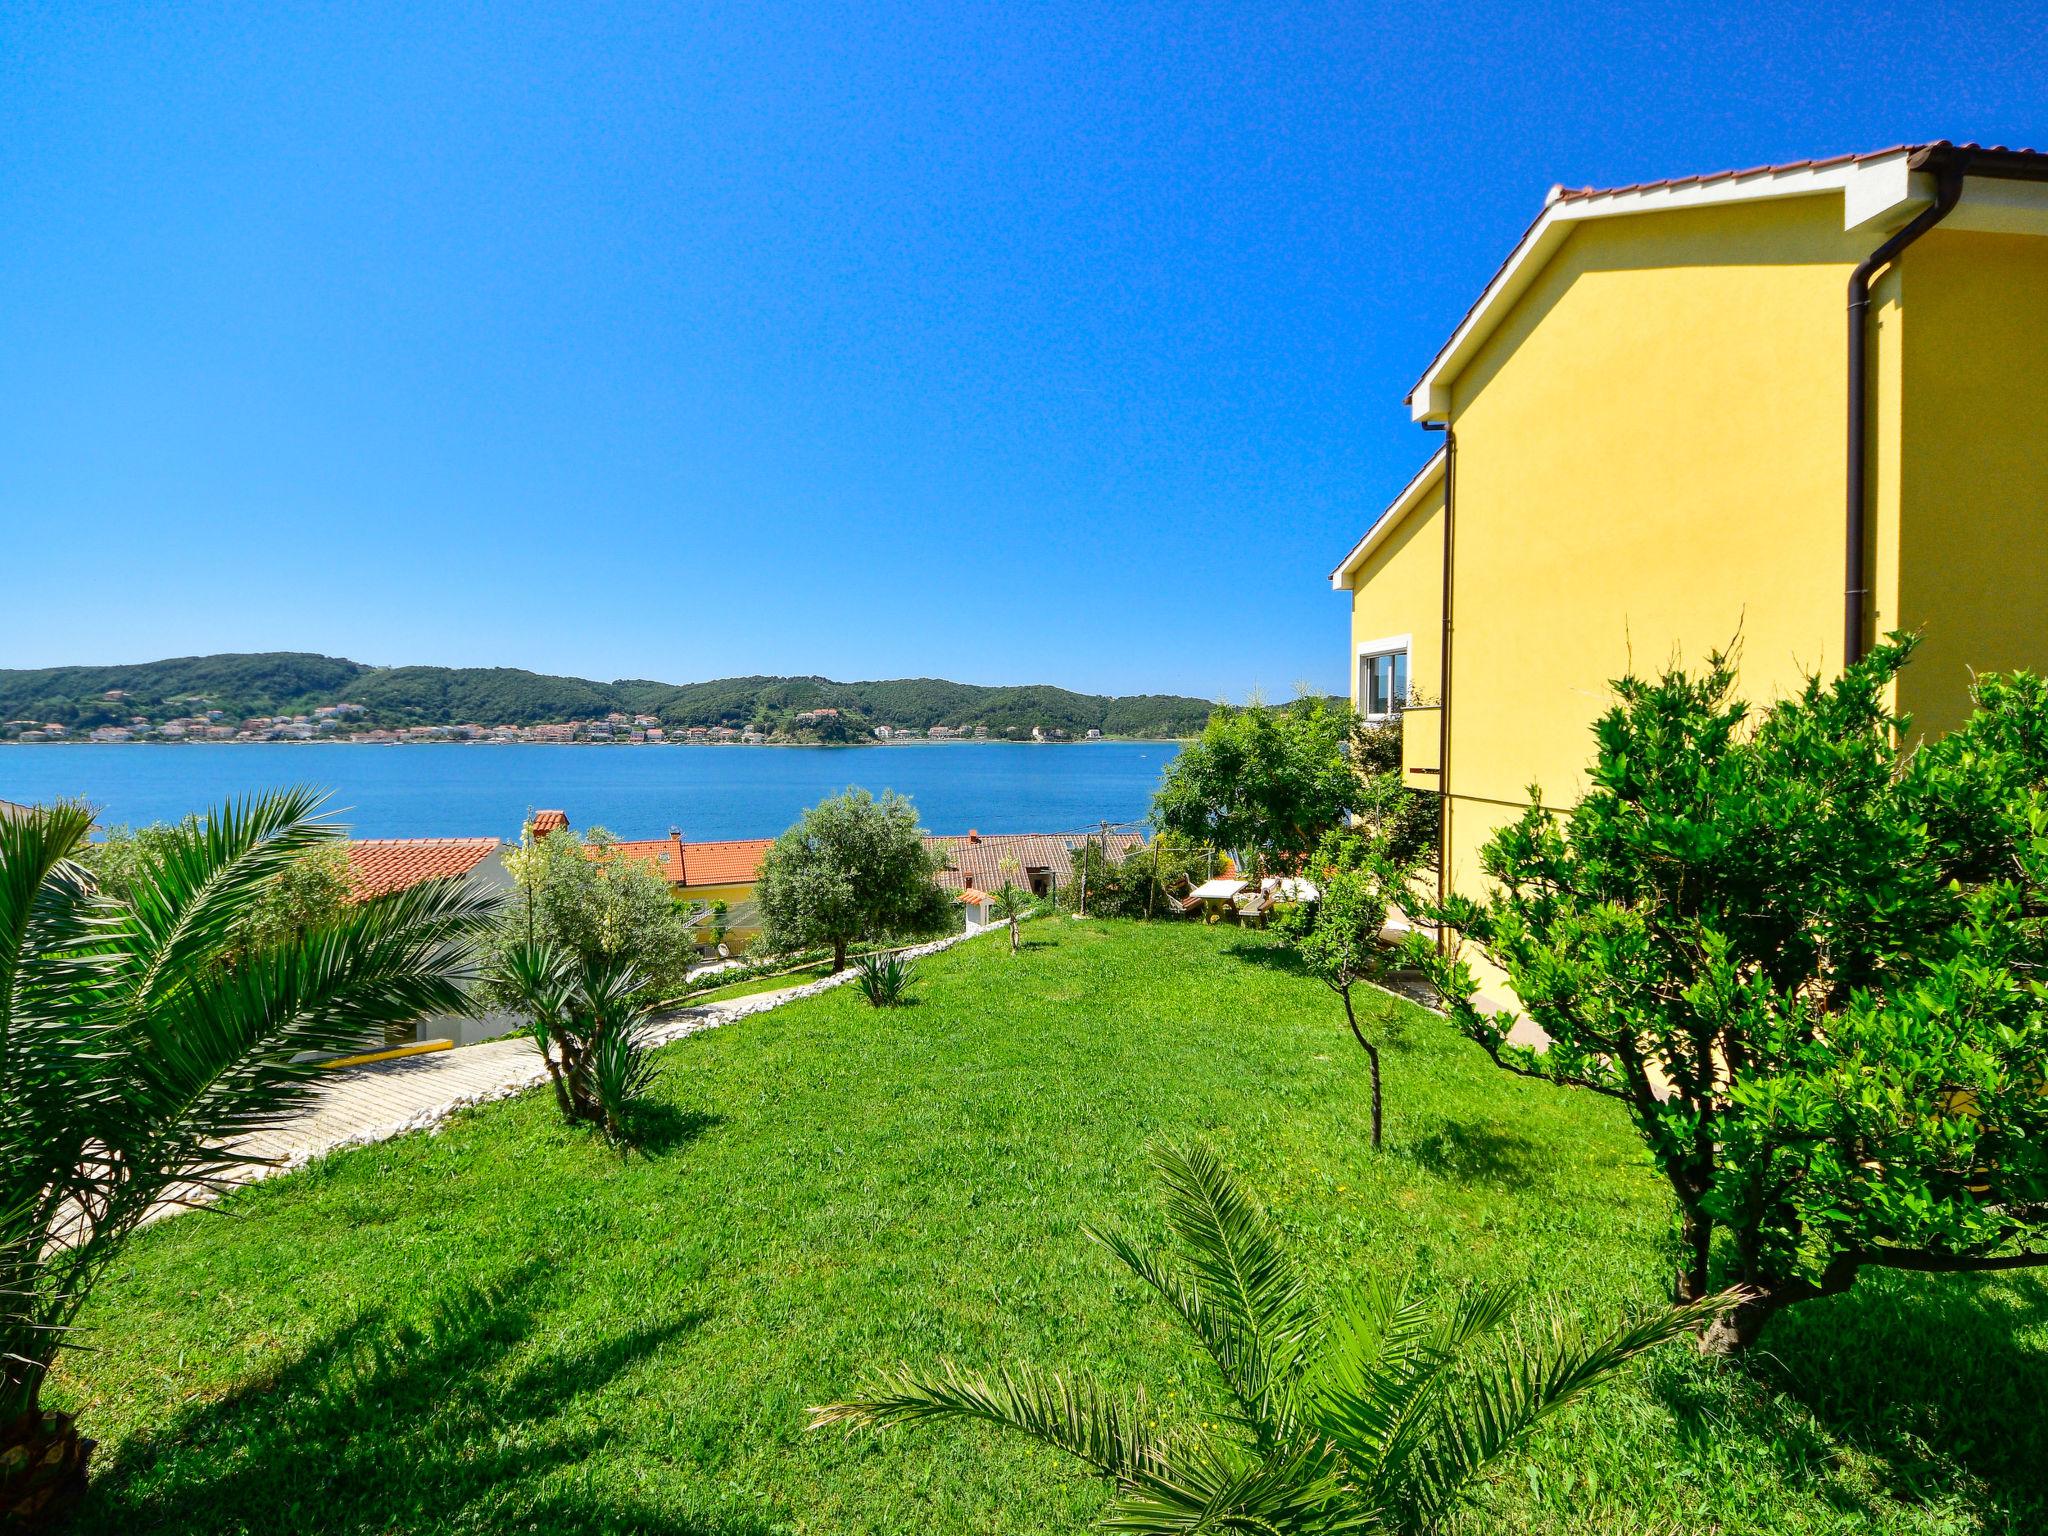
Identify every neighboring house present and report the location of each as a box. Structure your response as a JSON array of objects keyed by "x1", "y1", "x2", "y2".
[
  {"x1": 531, "y1": 810, "x2": 773, "y2": 952},
  {"x1": 926, "y1": 829, "x2": 1143, "y2": 904},
  {"x1": 345, "y1": 837, "x2": 518, "y2": 1045},
  {"x1": 1334, "y1": 140, "x2": 2048, "y2": 902}
]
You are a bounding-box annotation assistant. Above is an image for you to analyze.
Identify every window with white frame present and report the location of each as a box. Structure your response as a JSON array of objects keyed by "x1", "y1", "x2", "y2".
[{"x1": 1358, "y1": 645, "x2": 1409, "y2": 720}]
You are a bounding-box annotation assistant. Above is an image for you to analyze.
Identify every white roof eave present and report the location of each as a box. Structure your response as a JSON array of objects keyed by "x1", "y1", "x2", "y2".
[{"x1": 1406, "y1": 150, "x2": 1927, "y2": 424}]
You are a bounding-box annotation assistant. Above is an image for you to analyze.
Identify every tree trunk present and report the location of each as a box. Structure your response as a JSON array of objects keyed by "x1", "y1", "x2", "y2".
[
  {"x1": 1340, "y1": 988, "x2": 1383, "y2": 1150},
  {"x1": 1674, "y1": 1206, "x2": 1713, "y2": 1306},
  {"x1": 832, "y1": 938, "x2": 848, "y2": 973},
  {"x1": 1009, "y1": 917, "x2": 1019, "y2": 954},
  {"x1": 1698, "y1": 1285, "x2": 1788, "y2": 1356},
  {"x1": 0, "y1": 1407, "x2": 94, "y2": 1530}
]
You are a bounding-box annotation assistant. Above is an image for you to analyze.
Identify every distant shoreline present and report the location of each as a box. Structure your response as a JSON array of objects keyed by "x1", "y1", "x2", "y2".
[{"x1": 0, "y1": 736, "x2": 1193, "y2": 748}]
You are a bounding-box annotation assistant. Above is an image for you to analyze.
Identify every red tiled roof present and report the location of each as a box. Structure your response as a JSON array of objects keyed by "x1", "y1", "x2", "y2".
[
  {"x1": 678, "y1": 838, "x2": 774, "y2": 887},
  {"x1": 597, "y1": 834, "x2": 687, "y2": 883},
  {"x1": 925, "y1": 831, "x2": 1143, "y2": 894},
  {"x1": 347, "y1": 838, "x2": 501, "y2": 899},
  {"x1": 530, "y1": 809, "x2": 569, "y2": 836},
  {"x1": 593, "y1": 834, "x2": 773, "y2": 889}
]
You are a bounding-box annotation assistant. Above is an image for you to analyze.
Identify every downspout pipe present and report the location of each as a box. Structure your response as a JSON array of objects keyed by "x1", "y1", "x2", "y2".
[
  {"x1": 1423, "y1": 421, "x2": 1455, "y2": 927},
  {"x1": 1845, "y1": 152, "x2": 1967, "y2": 665}
]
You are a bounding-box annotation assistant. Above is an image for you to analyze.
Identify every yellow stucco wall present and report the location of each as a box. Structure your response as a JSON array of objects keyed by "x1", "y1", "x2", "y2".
[
  {"x1": 678, "y1": 881, "x2": 761, "y2": 946},
  {"x1": 1434, "y1": 196, "x2": 1890, "y2": 893},
  {"x1": 1346, "y1": 481, "x2": 1445, "y2": 713},
  {"x1": 1894, "y1": 228, "x2": 2048, "y2": 738},
  {"x1": 1348, "y1": 188, "x2": 2047, "y2": 900}
]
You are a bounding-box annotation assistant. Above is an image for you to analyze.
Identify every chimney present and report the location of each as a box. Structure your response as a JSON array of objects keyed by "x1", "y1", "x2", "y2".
[
  {"x1": 669, "y1": 825, "x2": 682, "y2": 840},
  {"x1": 968, "y1": 829, "x2": 980, "y2": 843}
]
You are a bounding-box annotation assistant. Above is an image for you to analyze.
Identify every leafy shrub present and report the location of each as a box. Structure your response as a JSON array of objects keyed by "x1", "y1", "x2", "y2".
[
  {"x1": 1349, "y1": 712, "x2": 1439, "y2": 873},
  {"x1": 489, "y1": 822, "x2": 697, "y2": 1006},
  {"x1": 757, "y1": 789, "x2": 953, "y2": 970},
  {"x1": 1419, "y1": 637, "x2": 2048, "y2": 1351},
  {"x1": 1152, "y1": 696, "x2": 1356, "y2": 874},
  {"x1": 853, "y1": 949, "x2": 917, "y2": 1007}
]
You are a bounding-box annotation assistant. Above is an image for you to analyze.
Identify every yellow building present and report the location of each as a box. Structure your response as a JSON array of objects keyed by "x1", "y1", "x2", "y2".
[
  {"x1": 1334, "y1": 141, "x2": 2048, "y2": 901},
  {"x1": 531, "y1": 811, "x2": 772, "y2": 953}
]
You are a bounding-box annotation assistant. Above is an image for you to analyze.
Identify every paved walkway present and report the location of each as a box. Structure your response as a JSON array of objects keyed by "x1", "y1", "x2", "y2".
[{"x1": 150, "y1": 926, "x2": 998, "y2": 1227}]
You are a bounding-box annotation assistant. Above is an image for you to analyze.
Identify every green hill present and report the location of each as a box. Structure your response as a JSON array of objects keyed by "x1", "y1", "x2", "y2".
[{"x1": 0, "y1": 653, "x2": 1214, "y2": 739}]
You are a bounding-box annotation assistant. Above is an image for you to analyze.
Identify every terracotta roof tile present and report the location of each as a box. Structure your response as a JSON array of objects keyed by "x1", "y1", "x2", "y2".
[
  {"x1": 530, "y1": 809, "x2": 569, "y2": 836},
  {"x1": 678, "y1": 838, "x2": 774, "y2": 887},
  {"x1": 596, "y1": 835, "x2": 687, "y2": 884},
  {"x1": 347, "y1": 838, "x2": 501, "y2": 899},
  {"x1": 592, "y1": 834, "x2": 774, "y2": 888}
]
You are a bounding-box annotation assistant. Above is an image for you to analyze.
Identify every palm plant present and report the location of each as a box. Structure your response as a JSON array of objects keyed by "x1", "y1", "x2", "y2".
[
  {"x1": 852, "y1": 948, "x2": 917, "y2": 1007},
  {"x1": 814, "y1": 1140, "x2": 1732, "y2": 1534},
  {"x1": 0, "y1": 792, "x2": 501, "y2": 1527},
  {"x1": 494, "y1": 940, "x2": 659, "y2": 1141},
  {"x1": 989, "y1": 882, "x2": 1034, "y2": 954}
]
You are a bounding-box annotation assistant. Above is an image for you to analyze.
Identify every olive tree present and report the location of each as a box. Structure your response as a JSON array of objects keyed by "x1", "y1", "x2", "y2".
[
  {"x1": 492, "y1": 822, "x2": 696, "y2": 1003},
  {"x1": 756, "y1": 789, "x2": 951, "y2": 970},
  {"x1": 1417, "y1": 637, "x2": 2048, "y2": 1352}
]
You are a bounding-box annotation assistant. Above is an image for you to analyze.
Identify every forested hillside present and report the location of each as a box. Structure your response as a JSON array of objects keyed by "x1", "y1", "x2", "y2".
[{"x1": 0, "y1": 654, "x2": 1214, "y2": 739}]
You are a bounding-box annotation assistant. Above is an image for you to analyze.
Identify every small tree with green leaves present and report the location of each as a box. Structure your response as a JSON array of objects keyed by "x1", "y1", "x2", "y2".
[
  {"x1": 494, "y1": 821, "x2": 695, "y2": 1003},
  {"x1": 755, "y1": 789, "x2": 951, "y2": 971},
  {"x1": 1417, "y1": 637, "x2": 2048, "y2": 1352},
  {"x1": 1276, "y1": 830, "x2": 1415, "y2": 1149},
  {"x1": 1153, "y1": 696, "x2": 1356, "y2": 873},
  {"x1": 987, "y1": 855, "x2": 1033, "y2": 953},
  {"x1": 815, "y1": 1139, "x2": 1728, "y2": 1535}
]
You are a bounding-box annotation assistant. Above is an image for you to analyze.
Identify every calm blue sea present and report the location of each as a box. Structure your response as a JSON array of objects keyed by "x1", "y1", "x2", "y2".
[{"x1": 0, "y1": 742, "x2": 1181, "y2": 841}]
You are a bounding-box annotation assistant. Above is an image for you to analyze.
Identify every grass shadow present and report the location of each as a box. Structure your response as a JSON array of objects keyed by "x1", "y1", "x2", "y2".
[
  {"x1": 1767, "y1": 1270, "x2": 2048, "y2": 1521},
  {"x1": 1649, "y1": 1268, "x2": 2048, "y2": 1527},
  {"x1": 1222, "y1": 940, "x2": 1313, "y2": 978},
  {"x1": 75, "y1": 1267, "x2": 755, "y2": 1536},
  {"x1": 1404, "y1": 1118, "x2": 1545, "y2": 1190},
  {"x1": 622, "y1": 1103, "x2": 725, "y2": 1157}
]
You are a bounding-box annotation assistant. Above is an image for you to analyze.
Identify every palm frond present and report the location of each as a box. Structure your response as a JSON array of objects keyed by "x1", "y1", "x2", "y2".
[
  {"x1": 118, "y1": 873, "x2": 502, "y2": 1171},
  {"x1": 1088, "y1": 1221, "x2": 1277, "y2": 1443},
  {"x1": 1306, "y1": 1276, "x2": 1463, "y2": 1501},
  {"x1": 1100, "y1": 1434, "x2": 1362, "y2": 1535},
  {"x1": 0, "y1": 802, "x2": 106, "y2": 1045},
  {"x1": 100, "y1": 787, "x2": 336, "y2": 1023},
  {"x1": 811, "y1": 1359, "x2": 1171, "y2": 1481},
  {"x1": 1147, "y1": 1140, "x2": 1317, "y2": 1421},
  {"x1": 1397, "y1": 1290, "x2": 1737, "y2": 1529}
]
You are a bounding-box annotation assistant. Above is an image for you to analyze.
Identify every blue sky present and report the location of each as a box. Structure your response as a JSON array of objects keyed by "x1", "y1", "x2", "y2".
[{"x1": 3, "y1": 2, "x2": 2041, "y2": 699}]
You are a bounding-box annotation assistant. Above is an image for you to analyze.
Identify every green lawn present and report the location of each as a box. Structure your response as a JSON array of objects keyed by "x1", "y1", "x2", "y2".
[
  {"x1": 686, "y1": 963, "x2": 836, "y2": 1005},
  {"x1": 55, "y1": 920, "x2": 2048, "y2": 1535}
]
